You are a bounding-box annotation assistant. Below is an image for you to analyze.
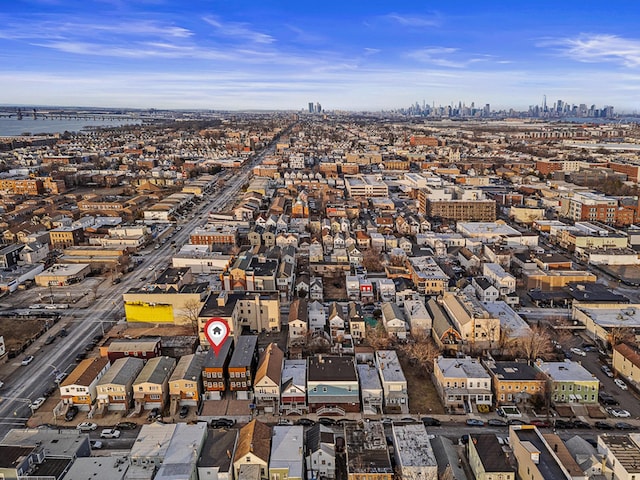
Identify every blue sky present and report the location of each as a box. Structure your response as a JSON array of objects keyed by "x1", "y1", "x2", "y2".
[{"x1": 1, "y1": 0, "x2": 640, "y2": 111}]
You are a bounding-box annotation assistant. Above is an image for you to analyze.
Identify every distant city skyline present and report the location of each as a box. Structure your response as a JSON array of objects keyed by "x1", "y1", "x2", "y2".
[{"x1": 2, "y1": 1, "x2": 640, "y2": 111}]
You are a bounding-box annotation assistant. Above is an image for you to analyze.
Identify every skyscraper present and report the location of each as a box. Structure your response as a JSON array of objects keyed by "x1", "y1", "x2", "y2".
[{"x1": 308, "y1": 102, "x2": 314, "y2": 113}]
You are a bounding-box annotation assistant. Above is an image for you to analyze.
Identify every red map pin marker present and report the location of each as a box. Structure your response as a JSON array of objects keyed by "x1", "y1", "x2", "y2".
[{"x1": 204, "y1": 318, "x2": 230, "y2": 356}]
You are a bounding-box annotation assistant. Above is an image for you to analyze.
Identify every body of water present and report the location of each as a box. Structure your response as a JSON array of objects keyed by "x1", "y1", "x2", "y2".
[{"x1": 0, "y1": 116, "x2": 142, "y2": 137}]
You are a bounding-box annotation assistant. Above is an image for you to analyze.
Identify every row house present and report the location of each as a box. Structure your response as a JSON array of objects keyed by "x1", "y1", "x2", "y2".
[
  {"x1": 133, "y1": 356, "x2": 176, "y2": 413},
  {"x1": 348, "y1": 302, "x2": 366, "y2": 342},
  {"x1": 288, "y1": 298, "x2": 309, "y2": 346},
  {"x1": 201, "y1": 337, "x2": 234, "y2": 400},
  {"x1": 233, "y1": 419, "x2": 272, "y2": 480},
  {"x1": 434, "y1": 356, "x2": 493, "y2": 414},
  {"x1": 485, "y1": 360, "x2": 546, "y2": 405},
  {"x1": 308, "y1": 300, "x2": 327, "y2": 333},
  {"x1": 169, "y1": 353, "x2": 205, "y2": 414},
  {"x1": 254, "y1": 343, "x2": 284, "y2": 413},
  {"x1": 407, "y1": 256, "x2": 449, "y2": 295},
  {"x1": 270, "y1": 426, "x2": 305, "y2": 480},
  {"x1": 376, "y1": 278, "x2": 396, "y2": 302},
  {"x1": 59, "y1": 357, "x2": 111, "y2": 411},
  {"x1": 403, "y1": 299, "x2": 432, "y2": 336},
  {"x1": 376, "y1": 350, "x2": 409, "y2": 414},
  {"x1": 328, "y1": 302, "x2": 346, "y2": 341},
  {"x1": 228, "y1": 335, "x2": 259, "y2": 400},
  {"x1": 105, "y1": 337, "x2": 161, "y2": 363},
  {"x1": 96, "y1": 357, "x2": 145, "y2": 413},
  {"x1": 307, "y1": 355, "x2": 359, "y2": 415},
  {"x1": 357, "y1": 363, "x2": 384, "y2": 415},
  {"x1": 198, "y1": 429, "x2": 238, "y2": 480},
  {"x1": 381, "y1": 302, "x2": 407, "y2": 339},
  {"x1": 305, "y1": 424, "x2": 337, "y2": 480},
  {"x1": 281, "y1": 359, "x2": 308, "y2": 415}
]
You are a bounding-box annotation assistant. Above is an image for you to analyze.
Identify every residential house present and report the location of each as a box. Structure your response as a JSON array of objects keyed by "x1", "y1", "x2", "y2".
[
  {"x1": 288, "y1": 298, "x2": 308, "y2": 347},
  {"x1": 345, "y1": 422, "x2": 393, "y2": 480},
  {"x1": 468, "y1": 434, "x2": 515, "y2": 480},
  {"x1": 434, "y1": 356, "x2": 492, "y2": 414},
  {"x1": 106, "y1": 337, "x2": 161, "y2": 363},
  {"x1": 403, "y1": 299, "x2": 432, "y2": 336},
  {"x1": 169, "y1": 353, "x2": 205, "y2": 413},
  {"x1": 441, "y1": 291, "x2": 500, "y2": 347},
  {"x1": 198, "y1": 429, "x2": 238, "y2": 480},
  {"x1": 392, "y1": 423, "x2": 438, "y2": 480},
  {"x1": 155, "y1": 422, "x2": 208, "y2": 480},
  {"x1": 357, "y1": 363, "x2": 383, "y2": 415},
  {"x1": 281, "y1": 359, "x2": 308, "y2": 415},
  {"x1": 307, "y1": 355, "x2": 360, "y2": 415},
  {"x1": 96, "y1": 357, "x2": 144, "y2": 412},
  {"x1": 305, "y1": 424, "x2": 336, "y2": 480},
  {"x1": 535, "y1": 359, "x2": 599, "y2": 404},
  {"x1": 308, "y1": 301, "x2": 327, "y2": 333},
  {"x1": 485, "y1": 360, "x2": 547, "y2": 405},
  {"x1": 269, "y1": 426, "x2": 305, "y2": 480},
  {"x1": 309, "y1": 277, "x2": 324, "y2": 301},
  {"x1": 233, "y1": 419, "x2": 272, "y2": 480},
  {"x1": 59, "y1": 357, "x2": 111, "y2": 411},
  {"x1": 348, "y1": 302, "x2": 366, "y2": 342},
  {"x1": 328, "y1": 302, "x2": 346, "y2": 341},
  {"x1": 201, "y1": 337, "x2": 234, "y2": 400},
  {"x1": 228, "y1": 335, "x2": 259, "y2": 400},
  {"x1": 381, "y1": 302, "x2": 407, "y2": 339},
  {"x1": 376, "y1": 278, "x2": 396, "y2": 302},
  {"x1": 133, "y1": 356, "x2": 176, "y2": 413},
  {"x1": 295, "y1": 275, "x2": 310, "y2": 298},
  {"x1": 598, "y1": 435, "x2": 640, "y2": 480},
  {"x1": 428, "y1": 297, "x2": 463, "y2": 351},
  {"x1": 483, "y1": 263, "x2": 516, "y2": 296},
  {"x1": 509, "y1": 426, "x2": 576, "y2": 480},
  {"x1": 613, "y1": 343, "x2": 640, "y2": 386},
  {"x1": 346, "y1": 276, "x2": 360, "y2": 300},
  {"x1": 376, "y1": 350, "x2": 409, "y2": 414},
  {"x1": 254, "y1": 343, "x2": 284, "y2": 414},
  {"x1": 472, "y1": 276, "x2": 500, "y2": 303}
]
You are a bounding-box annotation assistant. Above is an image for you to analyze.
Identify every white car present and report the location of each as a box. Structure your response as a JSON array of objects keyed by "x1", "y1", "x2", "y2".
[
  {"x1": 77, "y1": 422, "x2": 98, "y2": 432},
  {"x1": 610, "y1": 408, "x2": 631, "y2": 418},
  {"x1": 614, "y1": 379, "x2": 628, "y2": 390},
  {"x1": 31, "y1": 397, "x2": 46, "y2": 410},
  {"x1": 100, "y1": 429, "x2": 121, "y2": 439},
  {"x1": 570, "y1": 348, "x2": 586, "y2": 357},
  {"x1": 21, "y1": 355, "x2": 34, "y2": 366},
  {"x1": 54, "y1": 372, "x2": 68, "y2": 384}
]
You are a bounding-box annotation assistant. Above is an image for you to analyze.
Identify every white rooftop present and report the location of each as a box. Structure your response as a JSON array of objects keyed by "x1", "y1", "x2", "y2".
[
  {"x1": 270, "y1": 426, "x2": 305, "y2": 479},
  {"x1": 537, "y1": 360, "x2": 598, "y2": 383}
]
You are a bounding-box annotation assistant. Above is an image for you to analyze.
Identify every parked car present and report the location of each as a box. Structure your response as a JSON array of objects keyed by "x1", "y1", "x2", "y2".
[
  {"x1": 31, "y1": 397, "x2": 46, "y2": 410},
  {"x1": 44, "y1": 335, "x2": 55, "y2": 345},
  {"x1": 90, "y1": 440, "x2": 103, "y2": 450},
  {"x1": 54, "y1": 372, "x2": 67, "y2": 384},
  {"x1": 77, "y1": 422, "x2": 98, "y2": 432},
  {"x1": 554, "y1": 419, "x2": 574, "y2": 429},
  {"x1": 601, "y1": 365, "x2": 614, "y2": 378},
  {"x1": 599, "y1": 393, "x2": 619, "y2": 405},
  {"x1": 318, "y1": 417, "x2": 336, "y2": 426},
  {"x1": 58, "y1": 328, "x2": 68, "y2": 337},
  {"x1": 572, "y1": 420, "x2": 591, "y2": 429},
  {"x1": 211, "y1": 418, "x2": 235, "y2": 428},
  {"x1": 614, "y1": 379, "x2": 628, "y2": 390},
  {"x1": 421, "y1": 417, "x2": 441, "y2": 426},
  {"x1": 179, "y1": 405, "x2": 189, "y2": 419},
  {"x1": 507, "y1": 419, "x2": 527, "y2": 425},
  {"x1": 529, "y1": 420, "x2": 550, "y2": 428},
  {"x1": 466, "y1": 419, "x2": 485, "y2": 427},
  {"x1": 75, "y1": 352, "x2": 87, "y2": 362},
  {"x1": 114, "y1": 422, "x2": 137, "y2": 431},
  {"x1": 595, "y1": 421, "x2": 614, "y2": 430},
  {"x1": 277, "y1": 418, "x2": 293, "y2": 426},
  {"x1": 147, "y1": 407, "x2": 161, "y2": 420},
  {"x1": 42, "y1": 384, "x2": 56, "y2": 397},
  {"x1": 609, "y1": 408, "x2": 631, "y2": 418},
  {"x1": 65, "y1": 405, "x2": 79, "y2": 421},
  {"x1": 295, "y1": 418, "x2": 316, "y2": 426},
  {"x1": 100, "y1": 429, "x2": 121, "y2": 439},
  {"x1": 615, "y1": 422, "x2": 637, "y2": 430},
  {"x1": 21, "y1": 355, "x2": 34, "y2": 366},
  {"x1": 570, "y1": 348, "x2": 586, "y2": 357},
  {"x1": 488, "y1": 419, "x2": 507, "y2": 427}
]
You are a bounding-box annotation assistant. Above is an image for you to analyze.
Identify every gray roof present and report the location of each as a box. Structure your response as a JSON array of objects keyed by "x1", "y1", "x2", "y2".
[
  {"x1": 229, "y1": 335, "x2": 258, "y2": 368},
  {"x1": 202, "y1": 337, "x2": 234, "y2": 368},
  {"x1": 97, "y1": 357, "x2": 145, "y2": 386},
  {"x1": 134, "y1": 356, "x2": 176, "y2": 385},
  {"x1": 199, "y1": 429, "x2": 238, "y2": 470},
  {"x1": 170, "y1": 353, "x2": 205, "y2": 382}
]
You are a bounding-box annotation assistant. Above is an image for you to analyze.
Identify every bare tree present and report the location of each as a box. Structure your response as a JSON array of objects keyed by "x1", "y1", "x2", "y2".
[
  {"x1": 609, "y1": 326, "x2": 636, "y2": 348},
  {"x1": 364, "y1": 322, "x2": 392, "y2": 350},
  {"x1": 181, "y1": 298, "x2": 203, "y2": 335},
  {"x1": 519, "y1": 324, "x2": 553, "y2": 361},
  {"x1": 362, "y1": 248, "x2": 384, "y2": 272},
  {"x1": 398, "y1": 333, "x2": 439, "y2": 373}
]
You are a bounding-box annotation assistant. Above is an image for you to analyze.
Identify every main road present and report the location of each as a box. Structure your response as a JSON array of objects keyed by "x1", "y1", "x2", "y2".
[{"x1": 0, "y1": 126, "x2": 287, "y2": 438}]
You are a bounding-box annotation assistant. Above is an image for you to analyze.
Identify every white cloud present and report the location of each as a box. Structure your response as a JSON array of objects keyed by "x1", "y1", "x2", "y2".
[
  {"x1": 381, "y1": 13, "x2": 441, "y2": 28},
  {"x1": 202, "y1": 16, "x2": 274, "y2": 44},
  {"x1": 542, "y1": 34, "x2": 640, "y2": 67}
]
